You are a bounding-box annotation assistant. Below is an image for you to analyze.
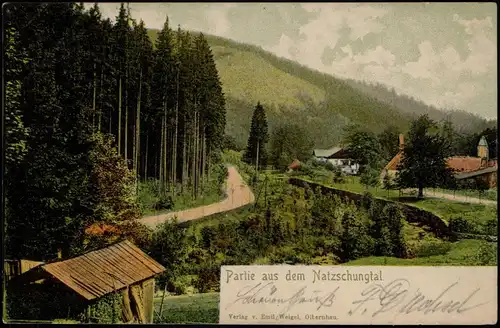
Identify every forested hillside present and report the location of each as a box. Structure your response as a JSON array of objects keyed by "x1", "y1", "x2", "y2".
[
  {"x1": 4, "y1": 3, "x2": 225, "y2": 260},
  {"x1": 343, "y1": 79, "x2": 495, "y2": 134},
  {"x1": 148, "y1": 30, "x2": 493, "y2": 149}
]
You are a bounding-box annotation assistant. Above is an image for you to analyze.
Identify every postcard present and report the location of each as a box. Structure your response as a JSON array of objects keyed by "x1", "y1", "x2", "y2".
[{"x1": 3, "y1": 2, "x2": 497, "y2": 325}]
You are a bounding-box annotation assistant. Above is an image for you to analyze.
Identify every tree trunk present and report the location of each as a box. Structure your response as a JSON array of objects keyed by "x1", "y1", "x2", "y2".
[
  {"x1": 181, "y1": 113, "x2": 187, "y2": 193},
  {"x1": 418, "y1": 184, "x2": 424, "y2": 199},
  {"x1": 98, "y1": 66, "x2": 104, "y2": 132},
  {"x1": 159, "y1": 116, "x2": 164, "y2": 192},
  {"x1": 124, "y1": 70, "x2": 128, "y2": 166},
  {"x1": 192, "y1": 111, "x2": 198, "y2": 199},
  {"x1": 92, "y1": 62, "x2": 97, "y2": 132},
  {"x1": 118, "y1": 76, "x2": 122, "y2": 154},
  {"x1": 135, "y1": 69, "x2": 142, "y2": 191},
  {"x1": 173, "y1": 67, "x2": 180, "y2": 194},
  {"x1": 144, "y1": 132, "x2": 148, "y2": 182},
  {"x1": 201, "y1": 131, "x2": 206, "y2": 192},
  {"x1": 256, "y1": 140, "x2": 260, "y2": 175}
]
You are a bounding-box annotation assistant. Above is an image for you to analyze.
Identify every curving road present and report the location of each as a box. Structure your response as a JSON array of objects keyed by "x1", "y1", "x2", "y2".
[{"x1": 139, "y1": 165, "x2": 255, "y2": 229}]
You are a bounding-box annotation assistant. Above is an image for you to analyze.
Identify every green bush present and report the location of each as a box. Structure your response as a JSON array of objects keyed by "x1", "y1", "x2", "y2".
[
  {"x1": 485, "y1": 219, "x2": 497, "y2": 236},
  {"x1": 448, "y1": 217, "x2": 477, "y2": 234},
  {"x1": 170, "y1": 275, "x2": 198, "y2": 295},
  {"x1": 414, "y1": 240, "x2": 452, "y2": 257},
  {"x1": 475, "y1": 241, "x2": 497, "y2": 265}
]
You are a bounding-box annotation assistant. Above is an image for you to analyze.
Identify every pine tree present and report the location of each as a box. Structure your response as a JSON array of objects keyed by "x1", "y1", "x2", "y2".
[{"x1": 244, "y1": 102, "x2": 269, "y2": 170}]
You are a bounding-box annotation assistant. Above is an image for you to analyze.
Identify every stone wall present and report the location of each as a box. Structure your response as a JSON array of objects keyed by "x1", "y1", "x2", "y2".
[{"x1": 289, "y1": 178, "x2": 453, "y2": 239}]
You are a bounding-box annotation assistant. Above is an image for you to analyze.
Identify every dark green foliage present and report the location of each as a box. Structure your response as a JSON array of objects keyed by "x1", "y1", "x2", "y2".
[
  {"x1": 243, "y1": 102, "x2": 269, "y2": 168},
  {"x1": 269, "y1": 122, "x2": 314, "y2": 171},
  {"x1": 343, "y1": 124, "x2": 383, "y2": 169},
  {"x1": 448, "y1": 217, "x2": 476, "y2": 234},
  {"x1": 485, "y1": 219, "x2": 497, "y2": 236},
  {"x1": 476, "y1": 242, "x2": 497, "y2": 265},
  {"x1": 87, "y1": 292, "x2": 122, "y2": 323},
  {"x1": 222, "y1": 134, "x2": 240, "y2": 151},
  {"x1": 4, "y1": 3, "x2": 227, "y2": 261},
  {"x1": 395, "y1": 114, "x2": 456, "y2": 198},
  {"x1": 343, "y1": 124, "x2": 383, "y2": 189},
  {"x1": 149, "y1": 219, "x2": 189, "y2": 290},
  {"x1": 6, "y1": 281, "x2": 86, "y2": 321},
  {"x1": 340, "y1": 211, "x2": 374, "y2": 261},
  {"x1": 382, "y1": 174, "x2": 395, "y2": 190},
  {"x1": 378, "y1": 125, "x2": 401, "y2": 162},
  {"x1": 359, "y1": 167, "x2": 381, "y2": 189},
  {"x1": 4, "y1": 26, "x2": 29, "y2": 171}
]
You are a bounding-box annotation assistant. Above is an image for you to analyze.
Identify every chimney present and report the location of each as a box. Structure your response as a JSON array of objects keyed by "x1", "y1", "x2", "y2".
[{"x1": 399, "y1": 134, "x2": 404, "y2": 151}]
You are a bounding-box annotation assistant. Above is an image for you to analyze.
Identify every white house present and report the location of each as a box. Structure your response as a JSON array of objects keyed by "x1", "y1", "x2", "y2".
[{"x1": 313, "y1": 147, "x2": 359, "y2": 175}]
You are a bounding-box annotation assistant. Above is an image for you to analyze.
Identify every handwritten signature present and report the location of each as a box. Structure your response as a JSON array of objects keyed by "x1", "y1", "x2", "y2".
[
  {"x1": 226, "y1": 282, "x2": 340, "y2": 314},
  {"x1": 348, "y1": 278, "x2": 489, "y2": 318}
]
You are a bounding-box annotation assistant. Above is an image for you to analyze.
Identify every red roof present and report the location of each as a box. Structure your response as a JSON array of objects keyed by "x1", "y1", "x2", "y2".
[
  {"x1": 289, "y1": 159, "x2": 301, "y2": 170},
  {"x1": 446, "y1": 157, "x2": 482, "y2": 173},
  {"x1": 384, "y1": 154, "x2": 490, "y2": 173},
  {"x1": 384, "y1": 152, "x2": 402, "y2": 171}
]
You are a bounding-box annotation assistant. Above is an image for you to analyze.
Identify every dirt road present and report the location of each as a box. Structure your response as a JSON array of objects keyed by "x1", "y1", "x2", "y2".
[
  {"x1": 423, "y1": 190, "x2": 497, "y2": 205},
  {"x1": 139, "y1": 166, "x2": 255, "y2": 229}
]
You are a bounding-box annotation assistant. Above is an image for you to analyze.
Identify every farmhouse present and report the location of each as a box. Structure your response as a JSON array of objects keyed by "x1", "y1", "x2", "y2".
[
  {"x1": 382, "y1": 135, "x2": 498, "y2": 188},
  {"x1": 6, "y1": 240, "x2": 165, "y2": 323},
  {"x1": 313, "y1": 147, "x2": 359, "y2": 175}
]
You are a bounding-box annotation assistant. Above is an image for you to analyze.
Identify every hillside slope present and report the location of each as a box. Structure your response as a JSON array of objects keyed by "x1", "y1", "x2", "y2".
[{"x1": 147, "y1": 29, "x2": 490, "y2": 149}]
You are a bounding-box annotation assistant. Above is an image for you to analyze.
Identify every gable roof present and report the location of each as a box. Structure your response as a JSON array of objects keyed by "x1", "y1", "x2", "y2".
[
  {"x1": 384, "y1": 151, "x2": 403, "y2": 171},
  {"x1": 446, "y1": 156, "x2": 483, "y2": 173},
  {"x1": 12, "y1": 240, "x2": 165, "y2": 300},
  {"x1": 313, "y1": 147, "x2": 341, "y2": 158},
  {"x1": 326, "y1": 148, "x2": 351, "y2": 159}
]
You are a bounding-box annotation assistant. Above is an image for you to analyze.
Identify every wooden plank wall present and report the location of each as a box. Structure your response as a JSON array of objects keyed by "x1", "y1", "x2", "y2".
[{"x1": 142, "y1": 278, "x2": 155, "y2": 323}]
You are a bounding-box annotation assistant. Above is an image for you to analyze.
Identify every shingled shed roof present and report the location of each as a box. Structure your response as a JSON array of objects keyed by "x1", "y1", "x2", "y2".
[{"x1": 14, "y1": 240, "x2": 165, "y2": 301}]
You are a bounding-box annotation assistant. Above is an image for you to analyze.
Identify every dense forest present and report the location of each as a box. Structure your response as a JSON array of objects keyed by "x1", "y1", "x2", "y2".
[{"x1": 4, "y1": 3, "x2": 226, "y2": 260}]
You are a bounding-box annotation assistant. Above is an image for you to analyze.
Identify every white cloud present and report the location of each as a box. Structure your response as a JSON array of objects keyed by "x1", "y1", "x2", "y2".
[
  {"x1": 286, "y1": 4, "x2": 389, "y2": 71},
  {"x1": 454, "y1": 14, "x2": 496, "y2": 75},
  {"x1": 205, "y1": 4, "x2": 235, "y2": 37}
]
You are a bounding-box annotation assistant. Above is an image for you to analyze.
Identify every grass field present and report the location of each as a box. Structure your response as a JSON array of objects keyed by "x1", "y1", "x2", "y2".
[
  {"x1": 346, "y1": 239, "x2": 497, "y2": 266},
  {"x1": 154, "y1": 293, "x2": 219, "y2": 324}
]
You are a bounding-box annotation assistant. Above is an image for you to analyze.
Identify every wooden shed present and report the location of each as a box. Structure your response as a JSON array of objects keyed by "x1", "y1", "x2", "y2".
[{"x1": 6, "y1": 240, "x2": 165, "y2": 323}]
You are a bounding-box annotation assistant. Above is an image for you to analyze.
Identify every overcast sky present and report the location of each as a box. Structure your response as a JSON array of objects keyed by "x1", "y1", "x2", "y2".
[{"x1": 92, "y1": 2, "x2": 497, "y2": 119}]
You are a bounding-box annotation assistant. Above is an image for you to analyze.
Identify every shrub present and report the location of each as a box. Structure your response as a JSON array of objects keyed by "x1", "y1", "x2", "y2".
[
  {"x1": 156, "y1": 195, "x2": 174, "y2": 211},
  {"x1": 414, "y1": 240, "x2": 452, "y2": 257},
  {"x1": 170, "y1": 275, "x2": 198, "y2": 295},
  {"x1": 475, "y1": 241, "x2": 497, "y2": 265},
  {"x1": 448, "y1": 217, "x2": 476, "y2": 234},
  {"x1": 324, "y1": 161, "x2": 336, "y2": 172},
  {"x1": 485, "y1": 219, "x2": 497, "y2": 236}
]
